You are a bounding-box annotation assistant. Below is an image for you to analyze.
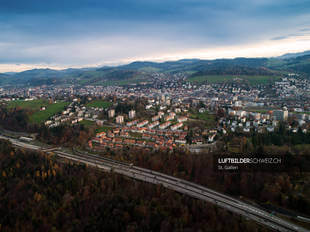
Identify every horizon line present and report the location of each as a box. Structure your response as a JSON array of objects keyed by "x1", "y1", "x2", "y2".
[{"x1": 0, "y1": 49, "x2": 309, "y2": 74}]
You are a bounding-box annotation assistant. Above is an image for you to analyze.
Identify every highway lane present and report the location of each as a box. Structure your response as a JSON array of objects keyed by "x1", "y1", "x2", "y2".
[
  {"x1": 58, "y1": 150, "x2": 308, "y2": 232},
  {"x1": 66, "y1": 149, "x2": 310, "y2": 230},
  {"x1": 2, "y1": 135, "x2": 309, "y2": 232}
]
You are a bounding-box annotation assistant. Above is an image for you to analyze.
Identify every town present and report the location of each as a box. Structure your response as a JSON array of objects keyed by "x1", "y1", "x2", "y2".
[
  {"x1": 2, "y1": 1, "x2": 310, "y2": 231},
  {"x1": 1, "y1": 73, "x2": 309, "y2": 152}
]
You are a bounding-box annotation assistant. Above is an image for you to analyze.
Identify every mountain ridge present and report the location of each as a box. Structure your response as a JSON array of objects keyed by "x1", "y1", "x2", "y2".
[
  {"x1": 0, "y1": 53, "x2": 309, "y2": 86},
  {"x1": 276, "y1": 50, "x2": 310, "y2": 59}
]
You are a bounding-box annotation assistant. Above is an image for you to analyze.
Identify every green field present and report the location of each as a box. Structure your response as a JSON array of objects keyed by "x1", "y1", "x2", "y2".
[
  {"x1": 129, "y1": 131, "x2": 142, "y2": 138},
  {"x1": 6, "y1": 99, "x2": 69, "y2": 124},
  {"x1": 295, "y1": 111, "x2": 310, "y2": 115},
  {"x1": 86, "y1": 100, "x2": 112, "y2": 109},
  {"x1": 138, "y1": 66, "x2": 160, "y2": 72},
  {"x1": 79, "y1": 120, "x2": 95, "y2": 127},
  {"x1": 244, "y1": 107, "x2": 280, "y2": 114},
  {"x1": 197, "y1": 112, "x2": 216, "y2": 121},
  {"x1": 245, "y1": 108, "x2": 272, "y2": 113},
  {"x1": 7, "y1": 99, "x2": 49, "y2": 110},
  {"x1": 29, "y1": 101, "x2": 69, "y2": 124},
  {"x1": 190, "y1": 111, "x2": 216, "y2": 128},
  {"x1": 78, "y1": 77, "x2": 149, "y2": 86},
  {"x1": 188, "y1": 75, "x2": 281, "y2": 85},
  {"x1": 96, "y1": 125, "x2": 114, "y2": 133},
  {"x1": 100, "y1": 79, "x2": 148, "y2": 86}
]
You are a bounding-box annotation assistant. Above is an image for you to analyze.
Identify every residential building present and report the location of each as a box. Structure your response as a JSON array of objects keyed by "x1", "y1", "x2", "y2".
[
  {"x1": 177, "y1": 116, "x2": 188, "y2": 122},
  {"x1": 171, "y1": 122, "x2": 183, "y2": 131},
  {"x1": 273, "y1": 110, "x2": 288, "y2": 121},
  {"x1": 108, "y1": 109, "x2": 115, "y2": 118},
  {"x1": 137, "y1": 120, "x2": 149, "y2": 128},
  {"x1": 128, "y1": 110, "x2": 136, "y2": 119},
  {"x1": 152, "y1": 115, "x2": 160, "y2": 121},
  {"x1": 116, "y1": 115, "x2": 124, "y2": 124}
]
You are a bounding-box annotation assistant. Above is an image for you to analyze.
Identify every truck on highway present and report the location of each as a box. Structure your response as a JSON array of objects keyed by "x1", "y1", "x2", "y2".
[{"x1": 19, "y1": 136, "x2": 34, "y2": 142}]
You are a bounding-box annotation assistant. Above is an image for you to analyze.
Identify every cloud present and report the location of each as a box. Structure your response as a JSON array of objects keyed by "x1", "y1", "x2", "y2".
[
  {"x1": 300, "y1": 28, "x2": 310, "y2": 32},
  {"x1": 0, "y1": 0, "x2": 310, "y2": 71},
  {"x1": 271, "y1": 36, "x2": 289, "y2": 41},
  {"x1": 270, "y1": 31, "x2": 310, "y2": 40}
]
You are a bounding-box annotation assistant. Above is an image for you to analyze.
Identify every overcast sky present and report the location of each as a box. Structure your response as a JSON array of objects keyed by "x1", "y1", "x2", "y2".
[{"x1": 1, "y1": 0, "x2": 310, "y2": 72}]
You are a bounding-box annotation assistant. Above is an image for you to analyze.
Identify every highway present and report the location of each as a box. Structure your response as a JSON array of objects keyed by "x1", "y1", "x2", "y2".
[{"x1": 1, "y1": 135, "x2": 309, "y2": 232}]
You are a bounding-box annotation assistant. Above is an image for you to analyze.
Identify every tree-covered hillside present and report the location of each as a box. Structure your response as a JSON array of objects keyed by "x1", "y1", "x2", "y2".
[
  {"x1": 0, "y1": 139, "x2": 266, "y2": 232},
  {"x1": 1, "y1": 54, "x2": 310, "y2": 86}
]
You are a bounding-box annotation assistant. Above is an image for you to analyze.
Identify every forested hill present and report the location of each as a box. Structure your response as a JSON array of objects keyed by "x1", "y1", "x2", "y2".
[
  {"x1": 0, "y1": 139, "x2": 264, "y2": 232},
  {"x1": 0, "y1": 53, "x2": 310, "y2": 86}
]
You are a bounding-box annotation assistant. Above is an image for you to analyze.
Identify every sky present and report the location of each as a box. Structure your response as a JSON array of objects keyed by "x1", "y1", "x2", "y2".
[{"x1": 0, "y1": 0, "x2": 310, "y2": 72}]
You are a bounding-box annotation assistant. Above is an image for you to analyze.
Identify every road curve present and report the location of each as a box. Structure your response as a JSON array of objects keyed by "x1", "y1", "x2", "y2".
[{"x1": 1, "y1": 135, "x2": 309, "y2": 232}]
